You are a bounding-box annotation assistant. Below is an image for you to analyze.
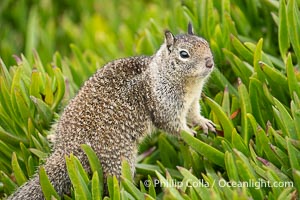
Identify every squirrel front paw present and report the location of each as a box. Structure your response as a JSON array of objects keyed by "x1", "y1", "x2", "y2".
[
  {"x1": 194, "y1": 116, "x2": 216, "y2": 134},
  {"x1": 182, "y1": 125, "x2": 197, "y2": 137}
]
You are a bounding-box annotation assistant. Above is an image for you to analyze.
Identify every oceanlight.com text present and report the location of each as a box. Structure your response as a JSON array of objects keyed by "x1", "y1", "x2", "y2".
[{"x1": 143, "y1": 178, "x2": 294, "y2": 190}]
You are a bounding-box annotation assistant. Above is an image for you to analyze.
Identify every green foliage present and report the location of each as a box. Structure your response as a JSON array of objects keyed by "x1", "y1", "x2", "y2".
[{"x1": 1, "y1": 0, "x2": 300, "y2": 199}]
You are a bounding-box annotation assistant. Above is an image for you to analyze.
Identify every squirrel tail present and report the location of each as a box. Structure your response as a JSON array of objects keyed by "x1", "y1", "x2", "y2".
[
  {"x1": 8, "y1": 152, "x2": 70, "y2": 200},
  {"x1": 7, "y1": 175, "x2": 44, "y2": 200}
]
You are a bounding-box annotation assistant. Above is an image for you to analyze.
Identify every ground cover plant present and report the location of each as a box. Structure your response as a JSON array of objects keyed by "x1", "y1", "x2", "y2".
[{"x1": 0, "y1": 0, "x2": 300, "y2": 199}]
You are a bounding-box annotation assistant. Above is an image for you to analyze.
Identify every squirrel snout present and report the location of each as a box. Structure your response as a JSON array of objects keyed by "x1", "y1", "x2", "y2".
[{"x1": 205, "y1": 57, "x2": 214, "y2": 68}]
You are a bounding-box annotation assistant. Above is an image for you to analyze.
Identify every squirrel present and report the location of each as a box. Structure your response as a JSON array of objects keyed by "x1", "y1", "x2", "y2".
[{"x1": 8, "y1": 23, "x2": 215, "y2": 199}]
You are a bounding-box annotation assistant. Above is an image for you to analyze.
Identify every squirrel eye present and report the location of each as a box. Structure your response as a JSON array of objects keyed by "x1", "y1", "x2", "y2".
[{"x1": 179, "y1": 50, "x2": 190, "y2": 58}]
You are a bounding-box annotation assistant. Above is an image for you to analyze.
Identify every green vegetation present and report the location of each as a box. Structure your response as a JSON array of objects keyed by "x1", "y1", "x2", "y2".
[{"x1": 0, "y1": 0, "x2": 300, "y2": 199}]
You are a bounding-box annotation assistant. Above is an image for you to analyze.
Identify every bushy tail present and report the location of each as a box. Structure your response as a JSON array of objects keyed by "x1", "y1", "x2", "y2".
[
  {"x1": 7, "y1": 175, "x2": 44, "y2": 200},
  {"x1": 8, "y1": 152, "x2": 70, "y2": 200}
]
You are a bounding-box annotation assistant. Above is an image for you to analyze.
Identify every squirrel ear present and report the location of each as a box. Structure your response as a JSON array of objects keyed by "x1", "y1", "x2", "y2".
[
  {"x1": 188, "y1": 22, "x2": 194, "y2": 35},
  {"x1": 165, "y1": 30, "x2": 175, "y2": 52}
]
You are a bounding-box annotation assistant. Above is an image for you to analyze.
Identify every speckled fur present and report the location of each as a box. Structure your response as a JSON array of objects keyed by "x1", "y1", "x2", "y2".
[{"x1": 8, "y1": 24, "x2": 215, "y2": 199}]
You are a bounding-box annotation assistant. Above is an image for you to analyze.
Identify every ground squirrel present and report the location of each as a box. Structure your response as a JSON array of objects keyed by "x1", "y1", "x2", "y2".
[{"x1": 8, "y1": 23, "x2": 215, "y2": 199}]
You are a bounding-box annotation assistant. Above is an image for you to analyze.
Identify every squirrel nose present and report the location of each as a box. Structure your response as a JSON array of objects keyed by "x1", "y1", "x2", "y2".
[{"x1": 205, "y1": 57, "x2": 214, "y2": 68}]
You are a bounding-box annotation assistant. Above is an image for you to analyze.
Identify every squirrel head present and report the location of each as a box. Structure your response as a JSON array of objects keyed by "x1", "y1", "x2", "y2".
[{"x1": 158, "y1": 23, "x2": 214, "y2": 80}]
